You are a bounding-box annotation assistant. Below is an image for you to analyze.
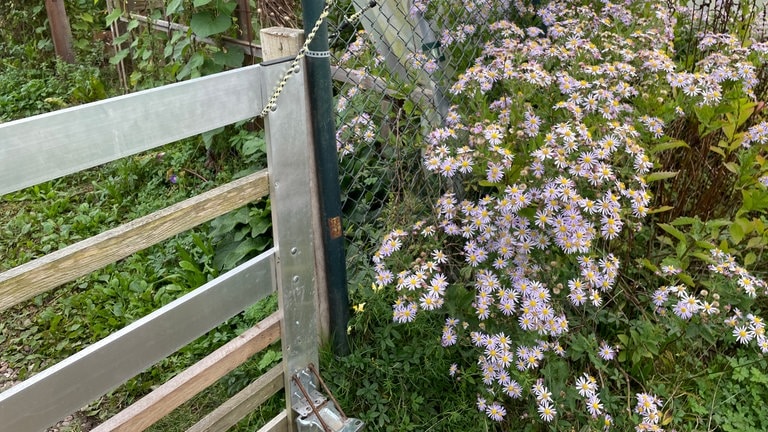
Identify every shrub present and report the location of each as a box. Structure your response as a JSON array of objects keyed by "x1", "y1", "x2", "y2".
[{"x1": 352, "y1": 1, "x2": 768, "y2": 430}]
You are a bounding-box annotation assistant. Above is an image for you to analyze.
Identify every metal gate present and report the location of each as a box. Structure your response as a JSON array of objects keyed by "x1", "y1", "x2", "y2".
[{"x1": 0, "y1": 59, "x2": 361, "y2": 432}]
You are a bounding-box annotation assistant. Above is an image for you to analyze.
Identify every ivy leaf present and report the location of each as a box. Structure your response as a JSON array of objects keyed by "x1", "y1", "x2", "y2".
[{"x1": 190, "y1": 11, "x2": 231, "y2": 39}]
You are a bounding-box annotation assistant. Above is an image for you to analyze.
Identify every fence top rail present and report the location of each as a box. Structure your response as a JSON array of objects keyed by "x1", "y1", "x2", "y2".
[{"x1": 0, "y1": 64, "x2": 265, "y2": 196}]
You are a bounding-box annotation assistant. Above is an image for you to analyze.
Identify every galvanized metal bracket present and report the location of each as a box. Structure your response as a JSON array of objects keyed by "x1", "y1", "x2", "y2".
[{"x1": 291, "y1": 364, "x2": 365, "y2": 432}]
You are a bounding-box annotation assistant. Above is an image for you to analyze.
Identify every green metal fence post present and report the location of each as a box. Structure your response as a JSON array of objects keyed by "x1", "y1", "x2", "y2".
[{"x1": 302, "y1": 0, "x2": 351, "y2": 356}]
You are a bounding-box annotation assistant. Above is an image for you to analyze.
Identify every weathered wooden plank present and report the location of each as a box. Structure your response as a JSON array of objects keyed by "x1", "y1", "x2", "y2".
[
  {"x1": 0, "y1": 251, "x2": 276, "y2": 432},
  {"x1": 0, "y1": 169, "x2": 269, "y2": 312},
  {"x1": 186, "y1": 363, "x2": 284, "y2": 432},
  {"x1": 256, "y1": 410, "x2": 289, "y2": 432},
  {"x1": 0, "y1": 64, "x2": 264, "y2": 196},
  {"x1": 93, "y1": 312, "x2": 282, "y2": 432}
]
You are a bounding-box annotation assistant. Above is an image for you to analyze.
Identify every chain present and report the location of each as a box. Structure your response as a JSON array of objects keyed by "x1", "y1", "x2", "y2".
[
  {"x1": 260, "y1": 0, "x2": 379, "y2": 117},
  {"x1": 260, "y1": 0, "x2": 333, "y2": 117}
]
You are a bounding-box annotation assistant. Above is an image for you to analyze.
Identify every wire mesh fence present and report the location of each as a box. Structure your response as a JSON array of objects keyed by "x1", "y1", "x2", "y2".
[{"x1": 327, "y1": 0, "x2": 541, "y2": 286}]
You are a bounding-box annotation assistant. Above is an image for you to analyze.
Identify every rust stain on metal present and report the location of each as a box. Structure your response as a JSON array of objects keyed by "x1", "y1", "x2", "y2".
[{"x1": 328, "y1": 216, "x2": 342, "y2": 239}]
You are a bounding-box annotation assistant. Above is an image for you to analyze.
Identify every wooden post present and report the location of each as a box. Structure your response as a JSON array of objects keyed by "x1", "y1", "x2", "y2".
[
  {"x1": 45, "y1": 0, "x2": 75, "y2": 63},
  {"x1": 235, "y1": 0, "x2": 255, "y2": 64},
  {"x1": 236, "y1": 0, "x2": 255, "y2": 41},
  {"x1": 260, "y1": 27, "x2": 331, "y2": 345},
  {"x1": 259, "y1": 27, "x2": 304, "y2": 61}
]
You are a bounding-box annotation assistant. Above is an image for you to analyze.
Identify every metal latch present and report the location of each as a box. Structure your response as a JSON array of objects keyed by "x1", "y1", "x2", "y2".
[{"x1": 291, "y1": 364, "x2": 365, "y2": 432}]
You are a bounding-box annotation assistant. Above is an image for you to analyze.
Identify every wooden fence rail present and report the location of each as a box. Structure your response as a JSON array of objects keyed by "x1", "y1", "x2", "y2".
[
  {"x1": 0, "y1": 170, "x2": 269, "y2": 311},
  {"x1": 0, "y1": 59, "x2": 320, "y2": 432}
]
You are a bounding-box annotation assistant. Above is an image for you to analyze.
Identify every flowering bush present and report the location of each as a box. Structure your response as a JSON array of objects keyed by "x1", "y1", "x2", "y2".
[{"x1": 342, "y1": 0, "x2": 768, "y2": 430}]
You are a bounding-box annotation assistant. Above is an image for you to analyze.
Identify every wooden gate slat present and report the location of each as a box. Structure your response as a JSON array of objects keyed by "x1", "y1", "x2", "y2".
[
  {"x1": 0, "y1": 169, "x2": 269, "y2": 312},
  {"x1": 94, "y1": 312, "x2": 282, "y2": 432},
  {"x1": 186, "y1": 363, "x2": 284, "y2": 432}
]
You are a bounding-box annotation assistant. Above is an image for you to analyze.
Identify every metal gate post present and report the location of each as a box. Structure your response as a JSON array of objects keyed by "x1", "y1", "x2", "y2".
[
  {"x1": 262, "y1": 59, "x2": 319, "y2": 431},
  {"x1": 262, "y1": 57, "x2": 363, "y2": 432},
  {"x1": 301, "y1": 0, "x2": 351, "y2": 356}
]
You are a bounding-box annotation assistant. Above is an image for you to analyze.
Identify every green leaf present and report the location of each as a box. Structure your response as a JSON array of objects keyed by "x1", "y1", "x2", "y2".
[
  {"x1": 213, "y1": 237, "x2": 260, "y2": 270},
  {"x1": 747, "y1": 236, "x2": 765, "y2": 248},
  {"x1": 658, "y1": 223, "x2": 686, "y2": 242},
  {"x1": 745, "y1": 252, "x2": 757, "y2": 266},
  {"x1": 730, "y1": 221, "x2": 745, "y2": 245},
  {"x1": 678, "y1": 272, "x2": 695, "y2": 286},
  {"x1": 650, "y1": 140, "x2": 689, "y2": 154},
  {"x1": 106, "y1": 8, "x2": 123, "y2": 26},
  {"x1": 179, "y1": 260, "x2": 201, "y2": 273},
  {"x1": 709, "y1": 146, "x2": 726, "y2": 157},
  {"x1": 249, "y1": 217, "x2": 271, "y2": 237},
  {"x1": 194, "y1": 0, "x2": 214, "y2": 6},
  {"x1": 639, "y1": 258, "x2": 659, "y2": 273},
  {"x1": 190, "y1": 11, "x2": 231, "y2": 39},
  {"x1": 736, "y1": 217, "x2": 754, "y2": 236},
  {"x1": 210, "y1": 207, "x2": 249, "y2": 238},
  {"x1": 694, "y1": 240, "x2": 716, "y2": 250},
  {"x1": 722, "y1": 115, "x2": 736, "y2": 141},
  {"x1": 670, "y1": 217, "x2": 698, "y2": 226},
  {"x1": 215, "y1": 0, "x2": 238, "y2": 15},
  {"x1": 129, "y1": 280, "x2": 148, "y2": 293},
  {"x1": 113, "y1": 32, "x2": 131, "y2": 45},
  {"x1": 176, "y1": 52, "x2": 206, "y2": 80},
  {"x1": 706, "y1": 219, "x2": 731, "y2": 229},
  {"x1": 212, "y1": 47, "x2": 244, "y2": 68},
  {"x1": 201, "y1": 126, "x2": 225, "y2": 149},
  {"x1": 646, "y1": 171, "x2": 678, "y2": 183},
  {"x1": 691, "y1": 252, "x2": 713, "y2": 262},
  {"x1": 109, "y1": 48, "x2": 130, "y2": 65},
  {"x1": 676, "y1": 240, "x2": 687, "y2": 258},
  {"x1": 724, "y1": 162, "x2": 739, "y2": 174},
  {"x1": 241, "y1": 135, "x2": 265, "y2": 156},
  {"x1": 167, "y1": 0, "x2": 184, "y2": 15},
  {"x1": 738, "y1": 101, "x2": 757, "y2": 127},
  {"x1": 126, "y1": 19, "x2": 140, "y2": 31},
  {"x1": 647, "y1": 205, "x2": 674, "y2": 215}
]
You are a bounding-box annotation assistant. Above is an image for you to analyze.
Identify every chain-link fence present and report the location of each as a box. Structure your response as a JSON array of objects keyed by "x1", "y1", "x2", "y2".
[{"x1": 326, "y1": 0, "x2": 540, "y2": 286}]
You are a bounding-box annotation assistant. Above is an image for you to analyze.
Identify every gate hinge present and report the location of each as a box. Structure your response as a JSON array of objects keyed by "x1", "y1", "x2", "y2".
[{"x1": 291, "y1": 363, "x2": 365, "y2": 432}]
